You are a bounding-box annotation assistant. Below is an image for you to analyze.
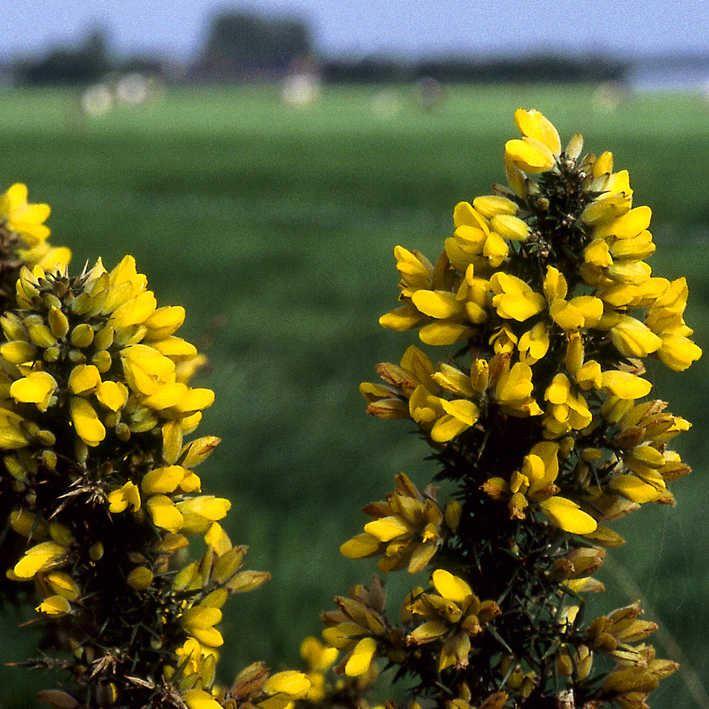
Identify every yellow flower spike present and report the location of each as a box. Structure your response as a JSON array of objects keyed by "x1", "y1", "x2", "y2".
[
  {"x1": 538, "y1": 497, "x2": 597, "y2": 534},
  {"x1": 514, "y1": 108, "x2": 561, "y2": 154},
  {"x1": 263, "y1": 671, "x2": 311, "y2": 699},
  {"x1": 146, "y1": 494, "x2": 184, "y2": 533},
  {"x1": 10, "y1": 371, "x2": 57, "y2": 411},
  {"x1": 432, "y1": 569, "x2": 472, "y2": 603},
  {"x1": 68, "y1": 364, "x2": 101, "y2": 395},
  {"x1": 344, "y1": 637, "x2": 377, "y2": 677},
  {"x1": 13, "y1": 541, "x2": 67, "y2": 579},
  {"x1": 70, "y1": 397, "x2": 106, "y2": 446},
  {"x1": 36, "y1": 595, "x2": 72, "y2": 616},
  {"x1": 108, "y1": 481, "x2": 141, "y2": 514}
]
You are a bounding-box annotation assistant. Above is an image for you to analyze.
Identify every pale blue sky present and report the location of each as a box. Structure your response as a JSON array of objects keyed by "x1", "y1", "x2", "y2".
[{"x1": 1, "y1": 0, "x2": 707, "y2": 61}]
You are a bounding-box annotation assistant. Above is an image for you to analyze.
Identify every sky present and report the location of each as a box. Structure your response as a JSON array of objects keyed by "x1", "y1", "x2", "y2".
[{"x1": 0, "y1": 0, "x2": 707, "y2": 62}]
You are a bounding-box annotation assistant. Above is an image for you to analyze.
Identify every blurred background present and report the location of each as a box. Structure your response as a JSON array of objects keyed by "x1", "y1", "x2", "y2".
[{"x1": 0, "y1": 1, "x2": 707, "y2": 706}]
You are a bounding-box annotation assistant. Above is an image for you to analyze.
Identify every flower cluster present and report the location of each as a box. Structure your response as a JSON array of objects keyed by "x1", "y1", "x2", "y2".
[
  {"x1": 0, "y1": 183, "x2": 71, "y2": 606},
  {"x1": 309, "y1": 109, "x2": 700, "y2": 706},
  {"x1": 0, "y1": 186, "x2": 309, "y2": 707}
]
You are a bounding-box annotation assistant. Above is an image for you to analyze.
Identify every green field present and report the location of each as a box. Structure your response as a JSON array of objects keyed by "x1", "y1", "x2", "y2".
[{"x1": 0, "y1": 85, "x2": 707, "y2": 707}]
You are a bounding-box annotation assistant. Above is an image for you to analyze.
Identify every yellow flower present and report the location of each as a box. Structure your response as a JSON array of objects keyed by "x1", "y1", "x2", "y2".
[
  {"x1": 0, "y1": 183, "x2": 51, "y2": 244},
  {"x1": 490, "y1": 273, "x2": 545, "y2": 322},
  {"x1": 108, "y1": 481, "x2": 141, "y2": 514},
  {"x1": 9, "y1": 371, "x2": 57, "y2": 411}
]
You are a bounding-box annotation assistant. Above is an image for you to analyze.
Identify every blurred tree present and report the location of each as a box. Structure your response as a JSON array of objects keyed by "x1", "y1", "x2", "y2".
[
  {"x1": 15, "y1": 28, "x2": 111, "y2": 85},
  {"x1": 198, "y1": 11, "x2": 312, "y2": 79}
]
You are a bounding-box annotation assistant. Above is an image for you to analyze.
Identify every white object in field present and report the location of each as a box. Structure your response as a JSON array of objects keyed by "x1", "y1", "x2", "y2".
[
  {"x1": 282, "y1": 73, "x2": 321, "y2": 108},
  {"x1": 80, "y1": 84, "x2": 113, "y2": 117},
  {"x1": 592, "y1": 82, "x2": 628, "y2": 113},
  {"x1": 371, "y1": 89, "x2": 402, "y2": 119},
  {"x1": 116, "y1": 73, "x2": 151, "y2": 106}
]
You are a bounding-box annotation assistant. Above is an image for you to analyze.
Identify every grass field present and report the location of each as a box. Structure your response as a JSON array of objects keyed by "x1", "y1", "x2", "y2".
[{"x1": 0, "y1": 85, "x2": 707, "y2": 707}]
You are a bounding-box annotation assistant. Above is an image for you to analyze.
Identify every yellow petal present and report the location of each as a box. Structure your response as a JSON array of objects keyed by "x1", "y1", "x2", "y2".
[
  {"x1": 146, "y1": 495, "x2": 184, "y2": 532},
  {"x1": 432, "y1": 568, "x2": 472, "y2": 602},
  {"x1": 1, "y1": 340, "x2": 37, "y2": 364},
  {"x1": 142, "y1": 465, "x2": 187, "y2": 495},
  {"x1": 539, "y1": 497, "x2": 597, "y2": 534},
  {"x1": 340, "y1": 533, "x2": 380, "y2": 558},
  {"x1": 36, "y1": 595, "x2": 71, "y2": 616},
  {"x1": 491, "y1": 214, "x2": 528, "y2": 241},
  {"x1": 263, "y1": 671, "x2": 311, "y2": 698},
  {"x1": 344, "y1": 637, "x2": 377, "y2": 677},
  {"x1": 514, "y1": 108, "x2": 561, "y2": 153},
  {"x1": 10, "y1": 371, "x2": 57, "y2": 410},
  {"x1": 111, "y1": 290, "x2": 157, "y2": 328},
  {"x1": 472, "y1": 195, "x2": 518, "y2": 218},
  {"x1": 95, "y1": 381, "x2": 129, "y2": 411},
  {"x1": 70, "y1": 397, "x2": 106, "y2": 446},
  {"x1": 601, "y1": 371, "x2": 652, "y2": 400},
  {"x1": 440, "y1": 399, "x2": 479, "y2": 426},
  {"x1": 419, "y1": 322, "x2": 471, "y2": 346},
  {"x1": 68, "y1": 364, "x2": 101, "y2": 395},
  {"x1": 505, "y1": 137, "x2": 555, "y2": 173},
  {"x1": 411, "y1": 290, "x2": 463, "y2": 319},
  {"x1": 184, "y1": 689, "x2": 222, "y2": 709},
  {"x1": 609, "y1": 474, "x2": 663, "y2": 503},
  {"x1": 178, "y1": 495, "x2": 231, "y2": 521},
  {"x1": 363, "y1": 516, "x2": 410, "y2": 542},
  {"x1": 14, "y1": 541, "x2": 66, "y2": 579}
]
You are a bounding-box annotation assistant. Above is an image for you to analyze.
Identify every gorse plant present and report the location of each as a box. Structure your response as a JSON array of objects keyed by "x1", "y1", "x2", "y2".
[
  {"x1": 307, "y1": 109, "x2": 702, "y2": 707},
  {"x1": 0, "y1": 185, "x2": 310, "y2": 708}
]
